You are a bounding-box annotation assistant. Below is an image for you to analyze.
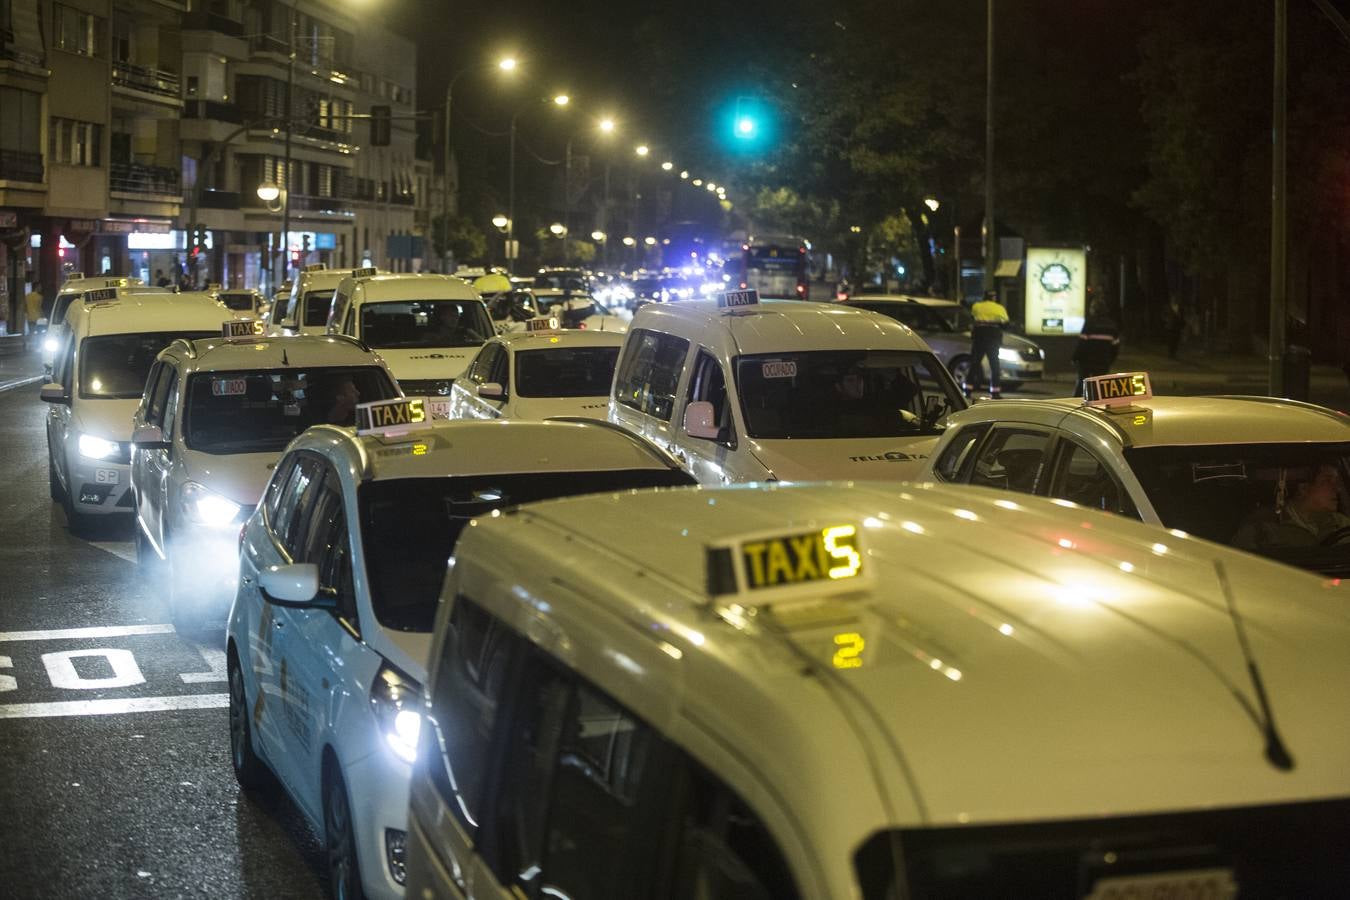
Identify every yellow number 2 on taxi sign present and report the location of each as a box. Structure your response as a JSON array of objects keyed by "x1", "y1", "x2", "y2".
[{"x1": 833, "y1": 632, "x2": 865, "y2": 669}]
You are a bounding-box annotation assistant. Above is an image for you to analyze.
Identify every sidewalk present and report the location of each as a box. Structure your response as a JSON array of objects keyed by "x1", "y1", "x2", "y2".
[{"x1": 0, "y1": 335, "x2": 47, "y2": 392}]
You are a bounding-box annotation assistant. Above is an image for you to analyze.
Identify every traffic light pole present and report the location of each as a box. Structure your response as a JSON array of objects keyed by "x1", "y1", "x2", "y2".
[{"x1": 278, "y1": 11, "x2": 296, "y2": 292}]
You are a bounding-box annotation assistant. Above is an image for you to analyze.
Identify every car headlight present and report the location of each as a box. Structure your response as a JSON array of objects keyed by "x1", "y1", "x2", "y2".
[
  {"x1": 370, "y1": 663, "x2": 423, "y2": 764},
  {"x1": 78, "y1": 433, "x2": 120, "y2": 460},
  {"x1": 998, "y1": 347, "x2": 1020, "y2": 362},
  {"x1": 43, "y1": 337, "x2": 59, "y2": 354},
  {"x1": 181, "y1": 481, "x2": 242, "y2": 527}
]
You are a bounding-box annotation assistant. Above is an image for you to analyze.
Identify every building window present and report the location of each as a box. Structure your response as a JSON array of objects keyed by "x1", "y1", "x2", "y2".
[
  {"x1": 49, "y1": 119, "x2": 102, "y2": 167},
  {"x1": 0, "y1": 87, "x2": 42, "y2": 155},
  {"x1": 53, "y1": 4, "x2": 106, "y2": 58},
  {"x1": 186, "y1": 76, "x2": 199, "y2": 97}
]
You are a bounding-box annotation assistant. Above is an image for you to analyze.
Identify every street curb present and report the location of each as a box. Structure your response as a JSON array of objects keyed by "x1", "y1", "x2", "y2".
[{"x1": 0, "y1": 374, "x2": 46, "y2": 394}]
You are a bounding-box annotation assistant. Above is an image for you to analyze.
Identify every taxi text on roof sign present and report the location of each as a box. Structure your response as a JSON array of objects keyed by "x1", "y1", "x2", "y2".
[
  {"x1": 356, "y1": 397, "x2": 427, "y2": 435},
  {"x1": 351, "y1": 266, "x2": 378, "y2": 278},
  {"x1": 83, "y1": 287, "x2": 119, "y2": 303},
  {"x1": 526, "y1": 316, "x2": 561, "y2": 332},
  {"x1": 1084, "y1": 371, "x2": 1152, "y2": 408},
  {"x1": 718, "y1": 288, "x2": 759, "y2": 309},
  {"x1": 707, "y1": 524, "x2": 867, "y2": 603},
  {"x1": 222, "y1": 319, "x2": 265, "y2": 339},
  {"x1": 303, "y1": 263, "x2": 326, "y2": 272}
]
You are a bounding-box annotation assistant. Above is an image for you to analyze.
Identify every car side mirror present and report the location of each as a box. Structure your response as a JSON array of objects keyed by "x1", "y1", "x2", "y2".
[
  {"x1": 131, "y1": 421, "x2": 170, "y2": 450},
  {"x1": 684, "y1": 400, "x2": 720, "y2": 440},
  {"x1": 258, "y1": 564, "x2": 334, "y2": 609},
  {"x1": 478, "y1": 382, "x2": 504, "y2": 399},
  {"x1": 39, "y1": 383, "x2": 69, "y2": 405}
]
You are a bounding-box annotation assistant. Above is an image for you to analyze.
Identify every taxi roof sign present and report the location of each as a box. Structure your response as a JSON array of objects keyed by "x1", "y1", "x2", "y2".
[
  {"x1": 222, "y1": 318, "x2": 264, "y2": 339},
  {"x1": 718, "y1": 288, "x2": 759, "y2": 310},
  {"x1": 303, "y1": 263, "x2": 327, "y2": 272},
  {"x1": 1084, "y1": 371, "x2": 1152, "y2": 408},
  {"x1": 356, "y1": 397, "x2": 429, "y2": 436},
  {"x1": 67, "y1": 272, "x2": 85, "y2": 280},
  {"x1": 706, "y1": 523, "x2": 870, "y2": 605},
  {"x1": 525, "y1": 316, "x2": 561, "y2": 332},
  {"x1": 83, "y1": 287, "x2": 119, "y2": 304},
  {"x1": 351, "y1": 266, "x2": 378, "y2": 278}
]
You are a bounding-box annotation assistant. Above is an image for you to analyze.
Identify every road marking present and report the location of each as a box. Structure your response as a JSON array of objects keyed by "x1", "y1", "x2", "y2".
[
  {"x1": 180, "y1": 646, "x2": 227, "y2": 684},
  {"x1": 42, "y1": 648, "x2": 145, "y2": 690},
  {"x1": 0, "y1": 373, "x2": 45, "y2": 394},
  {"x1": 0, "y1": 693, "x2": 228, "y2": 719},
  {"x1": 0, "y1": 624, "x2": 176, "y2": 642},
  {"x1": 89, "y1": 541, "x2": 137, "y2": 564}
]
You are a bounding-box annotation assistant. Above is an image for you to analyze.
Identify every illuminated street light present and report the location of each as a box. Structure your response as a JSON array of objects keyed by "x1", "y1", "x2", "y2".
[
  {"x1": 553, "y1": 93, "x2": 570, "y2": 106},
  {"x1": 549, "y1": 222, "x2": 567, "y2": 236},
  {"x1": 591, "y1": 230, "x2": 607, "y2": 242},
  {"x1": 692, "y1": 178, "x2": 703, "y2": 186},
  {"x1": 679, "y1": 170, "x2": 689, "y2": 179},
  {"x1": 622, "y1": 236, "x2": 636, "y2": 246},
  {"x1": 492, "y1": 214, "x2": 510, "y2": 230},
  {"x1": 705, "y1": 182, "x2": 716, "y2": 192},
  {"x1": 634, "y1": 144, "x2": 650, "y2": 157},
  {"x1": 256, "y1": 182, "x2": 280, "y2": 203},
  {"x1": 498, "y1": 56, "x2": 518, "y2": 71},
  {"x1": 598, "y1": 117, "x2": 616, "y2": 133},
  {"x1": 643, "y1": 236, "x2": 657, "y2": 246},
  {"x1": 924, "y1": 196, "x2": 940, "y2": 212},
  {"x1": 849, "y1": 224, "x2": 863, "y2": 234},
  {"x1": 661, "y1": 161, "x2": 673, "y2": 171}
]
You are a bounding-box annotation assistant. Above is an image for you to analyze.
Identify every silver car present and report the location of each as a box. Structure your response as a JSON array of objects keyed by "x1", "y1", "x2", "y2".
[{"x1": 844, "y1": 294, "x2": 1045, "y2": 389}]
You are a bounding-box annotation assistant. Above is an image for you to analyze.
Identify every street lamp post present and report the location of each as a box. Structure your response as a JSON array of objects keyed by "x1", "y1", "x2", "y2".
[
  {"x1": 442, "y1": 56, "x2": 517, "y2": 272},
  {"x1": 983, "y1": 0, "x2": 996, "y2": 293}
]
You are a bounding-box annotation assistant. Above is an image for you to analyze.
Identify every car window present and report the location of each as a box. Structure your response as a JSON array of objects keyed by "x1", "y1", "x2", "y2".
[
  {"x1": 860, "y1": 303, "x2": 926, "y2": 329},
  {"x1": 303, "y1": 290, "x2": 336, "y2": 327},
  {"x1": 266, "y1": 456, "x2": 299, "y2": 520},
  {"x1": 613, "y1": 328, "x2": 690, "y2": 421},
  {"x1": 968, "y1": 427, "x2": 1052, "y2": 494},
  {"x1": 426, "y1": 597, "x2": 518, "y2": 835},
  {"x1": 933, "y1": 423, "x2": 990, "y2": 481},
  {"x1": 359, "y1": 300, "x2": 494, "y2": 349},
  {"x1": 270, "y1": 455, "x2": 325, "y2": 558},
  {"x1": 304, "y1": 474, "x2": 359, "y2": 624},
  {"x1": 1050, "y1": 441, "x2": 1139, "y2": 518},
  {"x1": 142, "y1": 362, "x2": 170, "y2": 425},
  {"x1": 514, "y1": 346, "x2": 620, "y2": 398},
  {"x1": 685, "y1": 350, "x2": 735, "y2": 445},
  {"x1": 78, "y1": 331, "x2": 216, "y2": 399},
  {"x1": 160, "y1": 371, "x2": 181, "y2": 439}
]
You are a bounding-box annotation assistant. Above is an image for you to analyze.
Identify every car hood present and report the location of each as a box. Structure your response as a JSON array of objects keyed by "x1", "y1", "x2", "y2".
[
  {"x1": 375, "y1": 347, "x2": 479, "y2": 381},
  {"x1": 515, "y1": 396, "x2": 611, "y2": 421},
  {"x1": 747, "y1": 435, "x2": 939, "y2": 482},
  {"x1": 73, "y1": 398, "x2": 141, "y2": 442},
  {"x1": 372, "y1": 628, "x2": 434, "y2": 684},
  {"x1": 181, "y1": 449, "x2": 280, "y2": 508}
]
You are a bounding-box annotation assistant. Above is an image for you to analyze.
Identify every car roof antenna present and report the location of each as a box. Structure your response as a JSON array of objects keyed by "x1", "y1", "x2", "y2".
[
  {"x1": 281, "y1": 347, "x2": 289, "y2": 367},
  {"x1": 1214, "y1": 559, "x2": 1295, "y2": 771}
]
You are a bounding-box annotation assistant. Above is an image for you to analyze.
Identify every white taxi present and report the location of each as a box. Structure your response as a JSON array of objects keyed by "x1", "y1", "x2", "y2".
[
  {"x1": 130, "y1": 325, "x2": 400, "y2": 627},
  {"x1": 270, "y1": 264, "x2": 358, "y2": 336},
  {"x1": 609, "y1": 290, "x2": 967, "y2": 484},
  {"x1": 217, "y1": 287, "x2": 269, "y2": 321},
  {"x1": 446, "y1": 322, "x2": 623, "y2": 421},
  {"x1": 42, "y1": 274, "x2": 157, "y2": 374},
  {"x1": 921, "y1": 371, "x2": 1350, "y2": 576},
  {"x1": 225, "y1": 405, "x2": 695, "y2": 900},
  {"x1": 326, "y1": 271, "x2": 495, "y2": 397},
  {"x1": 407, "y1": 481, "x2": 1350, "y2": 899},
  {"x1": 41, "y1": 288, "x2": 224, "y2": 533},
  {"x1": 530, "y1": 288, "x2": 628, "y2": 332}
]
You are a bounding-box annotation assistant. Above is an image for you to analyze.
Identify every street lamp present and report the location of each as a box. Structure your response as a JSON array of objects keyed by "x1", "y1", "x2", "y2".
[
  {"x1": 492, "y1": 214, "x2": 510, "y2": 231},
  {"x1": 692, "y1": 178, "x2": 703, "y2": 186},
  {"x1": 705, "y1": 182, "x2": 716, "y2": 192},
  {"x1": 924, "y1": 196, "x2": 941, "y2": 212},
  {"x1": 679, "y1": 170, "x2": 689, "y2": 179},
  {"x1": 661, "y1": 161, "x2": 673, "y2": 171},
  {"x1": 598, "y1": 117, "x2": 616, "y2": 134},
  {"x1": 591, "y1": 230, "x2": 606, "y2": 242},
  {"x1": 499, "y1": 56, "x2": 518, "y2": 72},
  {"x1": 634, "y1": 144, "x2": 649, "y2": 157},
  {"x1": 549, "y1": 222, "x2": 567, "y2": 236},
  {"x1": 256, "y1": 182, "x2": 280, "y2": 203},
  {"x1": 442, "y1": 55, "x2": 519, "y2": 270},
  {"x1": 643, "y1": 236, "x2": 656, "y2": 246},
  {"x1": 553, "y1": 93, "x2": 570, "y2": 107},
  {"x1": 622, "y1": 236, "x2": 636, "y2": 246}
]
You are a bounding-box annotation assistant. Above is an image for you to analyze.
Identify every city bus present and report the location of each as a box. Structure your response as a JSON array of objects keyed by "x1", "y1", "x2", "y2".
[{"x1": 735, "y1": 235, "x2": 810, "y2": 299}]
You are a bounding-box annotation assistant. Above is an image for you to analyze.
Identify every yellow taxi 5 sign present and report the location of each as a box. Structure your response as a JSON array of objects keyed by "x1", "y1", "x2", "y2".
[
  {"x1": 356, "y1": 397, "x2": 426, "y2": 434},
  {"x1": 1084, "y1": 372, "x2": 1152, "y2": 407},
  {"x1": 740, "y1": 525, "x2": 862, "y2": 589},
  {"x1": 222, "y1": 319, "x2": 265, "y2": 338}
]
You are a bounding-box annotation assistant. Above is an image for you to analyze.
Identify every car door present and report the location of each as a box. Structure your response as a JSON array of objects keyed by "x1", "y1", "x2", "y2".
[
  {"x1": 680, "y1": 349, "x2": 739, "y2": 484},
  {"x1": 140, "y1": 364, "x2": 178, "y2": 553},
  {"x1": 964, "y1": 425, "x2": 1056, "y2": 496},
  {"x1": 47, "y1": 334, "x2": 77, "y2": 490},
  {"x1": 450, "y1": 344, "x2": 505, "y2": 419}
]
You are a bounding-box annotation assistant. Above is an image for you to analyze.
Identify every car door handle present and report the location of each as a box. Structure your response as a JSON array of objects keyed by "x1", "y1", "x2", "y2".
[
  {"x1": 241, "y1": 575, "x2": 253, "y2": 585},
  {"x1": 273, "y1": 619, "x2": 284, "y2": 629}
]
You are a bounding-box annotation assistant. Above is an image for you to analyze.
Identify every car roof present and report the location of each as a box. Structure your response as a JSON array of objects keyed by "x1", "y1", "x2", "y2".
[
  {"x1": 76, "y1": 293, "x2": 225, "y2": 337},
  {"x1": 494, "y1": 330, "x2": 625, "y2": 350},
  {"x1": 165, "y1": 334, "x2": 379, "y2": 372},
  {"x1": 295, "y1": 269, "x2": 354, "y2": 290},
  {"x1": 955, "y1": 394, "x2": 1350, "y2": 448},
  {"x1": 464, "y1": 481, "x2": 1350, "y2": 828},
  {"x1": 629, "y1": 299, "x2": 927, "y2": 355},
  {"x1": 295, "y1": 418, "x2": 682, "y2": 482},
  {"x1": 349, "y1": 273, "x2": 478, "y2": 301},
  {"x1": 57, "y1": 276, "x2": 146, "y2": 295},
  {"x1": 846, "y1": 294, "x2": 959, "y2": 308}
]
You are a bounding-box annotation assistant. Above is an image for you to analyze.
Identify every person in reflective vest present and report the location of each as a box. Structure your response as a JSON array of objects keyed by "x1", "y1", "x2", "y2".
[
  {"x1": 968, "y1": 290, "x2": 1009, "y2": 397},
  {"x1": 1073, "y1": 300, "x2": 1121, "y2": 397}
]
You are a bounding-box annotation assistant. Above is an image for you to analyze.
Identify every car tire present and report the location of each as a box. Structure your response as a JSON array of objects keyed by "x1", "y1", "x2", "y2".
[
  {"x1": 324, "y1": 764, "x2": 365, "y2": 900},
  {"x1": 228, "y1": 652, "x2": 269, "y2": 791}
]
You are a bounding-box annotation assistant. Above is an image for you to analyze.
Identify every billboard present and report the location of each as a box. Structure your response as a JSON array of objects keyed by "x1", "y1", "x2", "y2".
[{"x1": 1024, "y1": 246, "x2": 1086, "y2": 336}]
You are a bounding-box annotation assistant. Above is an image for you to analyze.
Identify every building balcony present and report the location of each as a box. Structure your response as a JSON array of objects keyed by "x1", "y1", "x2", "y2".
[
  {"x1": 110, "y1": 162, "x2": 181, "y2": 198},
  {"x1": 0, "y1": 150, "x2": 43, "y2": 184},
  {"x1": 290, "y1": 194, "x2": 353, "y2": 216},
  {"x1": 183, "y1": 11, "x2": 244, "y2": 38},
  {"x1": 183, "y1": 100, "x2": 244, "y2": 124},
  {"x1": 0, "y1": 41, "x2": 45, "y2": 69},
  {"x1": 111, "y1": 61, "x2": 181, "y2": 101}
]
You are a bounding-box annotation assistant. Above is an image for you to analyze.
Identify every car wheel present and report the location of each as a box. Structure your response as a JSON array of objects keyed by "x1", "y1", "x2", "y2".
[
  {"x1": 324, "y1": 766, "x2": 365, "y2": 900},
  {"x1": 228, "y1": 653, "x2": 269, "y2": 791}
]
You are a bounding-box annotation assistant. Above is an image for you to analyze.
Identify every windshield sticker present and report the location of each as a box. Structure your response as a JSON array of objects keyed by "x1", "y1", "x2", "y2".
[
  {"x1": 1193, "y1": 462, "x2": 1248, "y2": 482},
  {"x1": 761, "y1": 360, "x2": 797, "y2": 379},
  {"x1": 211, "y1": 378, "x2": 248, "y2": 397}
]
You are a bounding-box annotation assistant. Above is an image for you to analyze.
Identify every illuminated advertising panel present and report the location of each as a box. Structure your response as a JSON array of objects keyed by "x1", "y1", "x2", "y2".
[{"x1": 1024, "y1": 246, "x2": 1086, "y2": 336}]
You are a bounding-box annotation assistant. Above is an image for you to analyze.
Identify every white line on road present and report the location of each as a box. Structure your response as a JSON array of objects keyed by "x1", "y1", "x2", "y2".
[
  {"x1": 0, "y1": 693, "x2": 228, "y2": 719},
  {"x1": 180, "y1": 646, "x2": 227, "y2": 684},
  {"x1": 0, "y1": 373, "x2": 45, "y2": 394},
  {"x1": 89, "y1": 541, "x2": 137, "y2": 564},
  {"x1": 0, "y1": 623, "x2": 176, "y2": 642}
]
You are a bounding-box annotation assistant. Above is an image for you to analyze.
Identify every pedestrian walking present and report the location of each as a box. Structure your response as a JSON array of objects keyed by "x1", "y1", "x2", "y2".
[
  {"x1": 24, "y1": 283, "x2": 45, "y2": 336},
  {"x1": 1072, "y1": 300, "x2": 1121, "y2": 397},
  {"x1": 967, "y1": 289, "x2": 1010, "y2": 398},
  {"x1": 1162, "y1": 300, "x2": 1184, "y2": 359}
]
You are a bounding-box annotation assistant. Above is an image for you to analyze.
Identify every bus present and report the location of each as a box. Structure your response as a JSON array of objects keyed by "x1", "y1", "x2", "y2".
[{"x1": 733, "y1": 235, "x2": 810, "y2": 299}]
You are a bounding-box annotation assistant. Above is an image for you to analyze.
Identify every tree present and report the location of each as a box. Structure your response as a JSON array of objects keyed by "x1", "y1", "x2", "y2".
[{"x1": 431, "y1": 214, "x2": 487, "y2": 267}]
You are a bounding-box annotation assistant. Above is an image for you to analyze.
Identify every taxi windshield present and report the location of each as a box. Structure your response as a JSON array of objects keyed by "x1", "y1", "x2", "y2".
[
  {"x1": 79, "y1": 332, "x2": 217, "y2": 399},
  {"x1": 359, "y1": 300, "x2": 494, "y2": 349},
  {"x1": 183, "y1": 367, "x2": 397, "y2": 453},
  {"x1": 303, "y1": 290, "x2": 336, "y2": 327},
  {"x1": 359, "y1": 468, "x2": 696, "y2": 631},
  {"x1": 735, "y1": 349, "x2": 964, "y2": 439},
  {"x1": 534, "y1": 295, "x2": 610, "y2": 328},
  {"x1": 514, "y1": 346, "x2": 621, "y2": 398},
  {"x1": 220, "y1": 293, "x2": 256, "y2": 312},
  {"x1": 1126, "y1": 441, "x2": 1350, "y2": 575}
]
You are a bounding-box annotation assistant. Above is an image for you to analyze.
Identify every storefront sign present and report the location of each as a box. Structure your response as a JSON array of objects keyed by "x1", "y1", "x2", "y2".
[{"x1": 1024, "y1": 247, "x2": 1086, "y2": 336}]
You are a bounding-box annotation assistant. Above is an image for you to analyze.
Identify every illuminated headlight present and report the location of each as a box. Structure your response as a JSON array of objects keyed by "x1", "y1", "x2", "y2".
[
  {"x1": 370, "y1": 663, "x2": 423, "y2": 764},
  {"x1": 998, "y1": 347, "x2": 1020, "y2": 362},
  {"x1": 182, "y1": 481, "x2": 242, "y2": 527},
  {"x1": 77, "y1": 433, "x2": 120, "y2": 460},
  {"x1": 43, "y1": 337, "x2": 59, "y2": 354}
]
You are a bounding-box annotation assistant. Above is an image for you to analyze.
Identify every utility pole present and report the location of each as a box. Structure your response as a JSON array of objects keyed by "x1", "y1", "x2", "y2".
[
  {"x1": 563, "y1": 138, "x2": 572, "y2": 266},
  {"x1": 441, "y1": 89, "x2": 452, "y2": 272},
  {"x1": 507, "y1": 114, "x2": 517, "y2": 273},
  {"x1": 983, "y1": 0, "x2": 996, "y2": 293},
  {"x1": 279, "y1": 9, "x2": 296, "y2": 290},
  {"x1": 1268, "y1": 0, "x2": 1287, "y2": 397}
]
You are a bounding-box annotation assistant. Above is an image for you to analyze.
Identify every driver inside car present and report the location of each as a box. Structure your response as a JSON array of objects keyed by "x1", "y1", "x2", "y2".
[{"x1": 1232, "y1": 464, "x2": 1350, "y2": 550}]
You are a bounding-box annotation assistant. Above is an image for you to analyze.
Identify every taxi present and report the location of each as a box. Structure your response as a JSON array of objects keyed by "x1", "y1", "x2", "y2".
[
  {"x1": 609, "y1": 289, "x2": 967, "y2": 483},
  {"x1": 41, "y1": 288, "x2": 224, "y2": 533},
  {"x1": 446, "y1": 321, "x2": 623, "y2": 421},
  {"x1": 530, "y1": 288, "x2": 628, "y2": 331},
  {"x1": 217, "y1": 287, "x2": 269, "y2": 321},
  {"x1": 42, "y1": 274, "x2": 156, "y2": 374},
  {"x1": 326, "y1": 271, "x2": 495, "y2": 397},
  {"x1": 920, "y1": 371, "x2": 1350, "y2": 575},
  {"x1": 225, "y1": 404, "x2": 695, "y2": 900},
  {"x1": 270, "y1": 264, "x2": 359, "y2": 336},
  {"x1": 406, "y1": 481, "x2": 1350, "y2": 899},
  {"x1": 130, "y1": 323, "x2": 400, "y2": 627}
]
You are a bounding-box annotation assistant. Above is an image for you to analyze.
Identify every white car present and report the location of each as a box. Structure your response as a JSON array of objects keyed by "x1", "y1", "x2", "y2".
[
  {"x1": 42, "y1": 275, "x2": 156, "y2": 374},
  {"x1": 225, "y1": 408, "x2": 695, "y2": 900},
  {"x1": 217, "y1": 288, "x2": 269, "y2": 321},
  {"x1": 921, "y1": 371, "x2": 1350, "y2": 576},
  {"x1": 270, "y1": 265, "x2": 359, "y2": 336},
  {"x1": 130, "y1": 330, "x2": 400, "y2": 627},
  {"x1": 41, "y1": 288, "x2": 225, "y2": 533},
  {"x1": 447, "y1": 327, "x2": 623, "y2": 421},
  {"x1": 530, "y1": 289, "x2": 628, "y2": 332}
]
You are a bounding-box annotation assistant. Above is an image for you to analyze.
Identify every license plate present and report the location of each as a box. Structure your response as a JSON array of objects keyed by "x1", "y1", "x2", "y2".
[
  {"x1": 425, "y1": 398, "x2": 452, "y2": 420},
  {"x1": 95, "y1": 468, "x2": 119, "y2": 484},
  {"x1": 1084, "y1": 867, "x2": 1237, "y2": 900}
]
